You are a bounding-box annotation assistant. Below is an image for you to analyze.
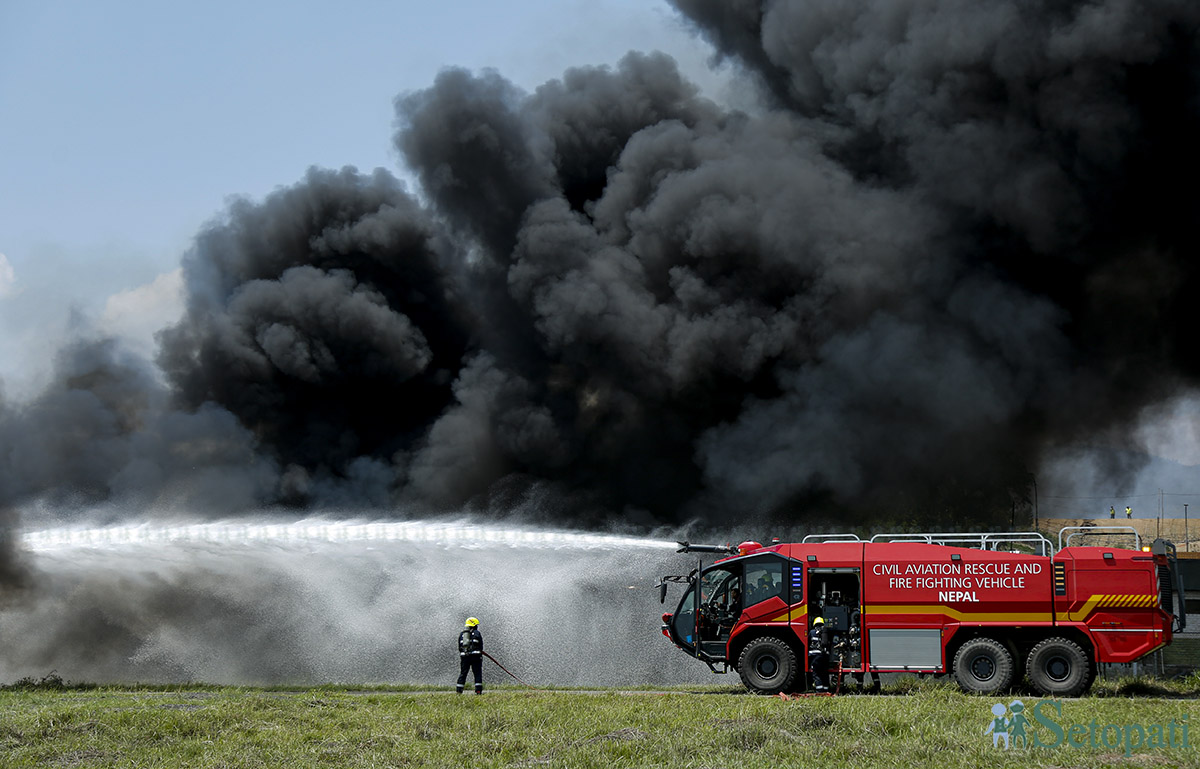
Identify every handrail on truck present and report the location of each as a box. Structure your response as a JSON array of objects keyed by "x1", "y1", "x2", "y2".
[
  {"x1": 870, "y1": 531, "x2": 1055, "y2": 557},
  {"x1": 1058, "y1": 525, "x2": 1141, "y2": 552},
  {"x1": 795, "y1": 526, "x2": 1151, "y2": 558},
  {"x1": 801, "y1": 533, "x2": 863, "y2": 543}
]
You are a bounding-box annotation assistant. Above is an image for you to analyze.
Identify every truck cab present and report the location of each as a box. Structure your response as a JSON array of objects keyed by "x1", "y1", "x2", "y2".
[{"x1": 665, "y1": 548, "x2": 799, "y2": 664}]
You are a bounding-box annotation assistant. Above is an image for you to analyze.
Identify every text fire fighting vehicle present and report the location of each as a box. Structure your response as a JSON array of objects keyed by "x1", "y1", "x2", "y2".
[{"x1": 657, "y1": 527, "x2": 1185, "y2": 696}]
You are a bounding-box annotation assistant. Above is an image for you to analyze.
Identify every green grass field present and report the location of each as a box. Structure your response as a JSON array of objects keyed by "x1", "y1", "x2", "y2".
[{"x1": 2, "y1": 677, "x2": 1198, "y2": 768}]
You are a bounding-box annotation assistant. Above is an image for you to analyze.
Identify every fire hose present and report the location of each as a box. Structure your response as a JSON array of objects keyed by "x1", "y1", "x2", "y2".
[{"x1": 481, "y1": 651, "x2": 539, "y2": 689}]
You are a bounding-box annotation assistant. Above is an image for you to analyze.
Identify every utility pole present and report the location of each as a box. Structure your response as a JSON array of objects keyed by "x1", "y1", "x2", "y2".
[
  {"x1": 1186, "y1": 504, "x2": 1189, "y2": 553},
  {"x1": 1031, "y1": 475, "x2": 1038, "y2": 533}
]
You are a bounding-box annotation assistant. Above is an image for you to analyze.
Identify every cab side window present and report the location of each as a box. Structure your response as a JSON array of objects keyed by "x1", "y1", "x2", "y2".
[{"x1": 744, "y1": 560, "x2": 785, "y2": 608}]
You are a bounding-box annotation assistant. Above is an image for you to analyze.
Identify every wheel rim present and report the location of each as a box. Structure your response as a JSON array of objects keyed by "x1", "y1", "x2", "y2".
[
  {"x1": 1045, "y1": 654, "x2": 1071, "y2": 682},
  {"x1": 755, "y1": 654, "x2": 779, "y2": 679},
  {"x1": 970, "y1": 654, "x2": 996, "y2": 681}
]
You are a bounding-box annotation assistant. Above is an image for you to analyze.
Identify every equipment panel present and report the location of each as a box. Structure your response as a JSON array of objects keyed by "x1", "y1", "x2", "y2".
[{"x1": 868, "y1": 628, "x2": 942, "y2": 669}]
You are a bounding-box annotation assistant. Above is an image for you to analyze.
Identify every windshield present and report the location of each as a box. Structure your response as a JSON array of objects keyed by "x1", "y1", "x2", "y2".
[
  {"x1": 700, "y1": 567, "x2": 741, "y2": 618},
  {"x1": 672, "y1": 566, "x2": 741, "y2": 649}
]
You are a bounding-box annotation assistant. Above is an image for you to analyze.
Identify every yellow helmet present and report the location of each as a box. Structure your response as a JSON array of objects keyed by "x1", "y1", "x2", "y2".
[
  {"x1": 813, "y1": 617, "x2": 824, "y2": 625},
  {"x1": 465, "y1": 617, "x2": 479, "y2": 627}
]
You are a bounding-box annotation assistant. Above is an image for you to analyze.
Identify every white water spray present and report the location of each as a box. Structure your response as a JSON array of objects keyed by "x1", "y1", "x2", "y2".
[
  {"x1": 20, "y1": 519, "x2": 680, "y2": 553},
  {"x1": 2, "y1": 516, "x2": 704, "y2": 686}
]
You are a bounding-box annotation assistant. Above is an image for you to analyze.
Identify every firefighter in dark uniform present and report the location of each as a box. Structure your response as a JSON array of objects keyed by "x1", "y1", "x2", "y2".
[
  {"x1": 457, "y1": 617, "x2": 484, "y2": 694},
  {"x1": 808, "y1": 616, "x2": 832, "y2": 693}
]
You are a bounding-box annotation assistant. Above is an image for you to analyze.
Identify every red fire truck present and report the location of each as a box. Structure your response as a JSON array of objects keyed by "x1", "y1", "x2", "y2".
[{"x1": 657, "y1": 528, "x2": 1185, "y2": 696}]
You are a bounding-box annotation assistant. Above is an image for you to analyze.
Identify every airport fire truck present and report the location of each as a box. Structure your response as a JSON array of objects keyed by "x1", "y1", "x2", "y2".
[{"x1": 657, "y1": 527, "x2": 1186, "y2": 696}]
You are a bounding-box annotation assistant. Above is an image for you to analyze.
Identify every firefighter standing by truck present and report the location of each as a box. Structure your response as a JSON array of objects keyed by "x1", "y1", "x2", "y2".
[
  {"x1": 457, "y1": 617, "x2": 484, "y2": 694},
  {"x1": 808, "y1": 616, "x2": 832, "y2": 693}
]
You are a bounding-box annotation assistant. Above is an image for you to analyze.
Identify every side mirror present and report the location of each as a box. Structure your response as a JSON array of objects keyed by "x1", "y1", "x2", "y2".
[{"x1": 658, "y1": 581, "x2": 668, "y2": 604}]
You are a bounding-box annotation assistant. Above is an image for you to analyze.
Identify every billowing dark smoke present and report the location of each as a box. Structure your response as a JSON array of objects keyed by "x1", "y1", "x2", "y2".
[
  {"x1": 664, "y1": 0, "x2": 1200, "y2": 518},
  {"x1": 0, "y1": 338, "x2": 276, "y2": 516},
  {"x1": 5, "y1": 3, "x2": 1200, "y2": 537}
]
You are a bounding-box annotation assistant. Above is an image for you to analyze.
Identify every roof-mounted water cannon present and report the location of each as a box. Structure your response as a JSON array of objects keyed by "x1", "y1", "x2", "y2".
[{"x1": 675, "y1": 541, "x2": 738, "y2": 555}]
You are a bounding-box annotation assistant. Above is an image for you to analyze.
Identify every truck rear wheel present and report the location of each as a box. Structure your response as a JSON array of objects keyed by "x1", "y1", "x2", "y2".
[
  {"x1": 952, "y1": 638, "x2": 1014, "y2": 694},
  {"x1": 737, "y1": 637, "x2": 798, "y2": 694},
  {"x1": 1027, "y1": 638, "x2": 1092, "y2": 697}
]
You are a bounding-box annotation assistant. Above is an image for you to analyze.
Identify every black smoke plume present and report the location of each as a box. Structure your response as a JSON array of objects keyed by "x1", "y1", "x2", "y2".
[{"x1": 4, "y1": 3, "x2": 1200, "y2": 537}]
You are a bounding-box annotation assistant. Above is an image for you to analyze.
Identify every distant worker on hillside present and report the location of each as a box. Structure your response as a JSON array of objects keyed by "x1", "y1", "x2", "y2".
[
  {"x1": 1110, "y1": 506, "x2": 1116, "y2": 519},
  {"x1": 808, "y1": 616, "x2": 832, "y2": 693},
  {"x1": 1126, "y1": 506, "x2": 1133, "y2": 519},
  {"x1": 457, "y1": 617, "x2": 484, "y2": 695}
]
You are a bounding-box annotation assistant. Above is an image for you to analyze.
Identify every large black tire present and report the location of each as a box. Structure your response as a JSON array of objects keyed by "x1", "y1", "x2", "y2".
[
  {"x1": 1027, "y1": 638, "x2": 1093, "y2": 697},
  {"x1": 737, "y1": 637, "x2": 799, "y2": 694},
  {"x1": 952, "y1": 637, "x2": 1015, "y2": 694}
]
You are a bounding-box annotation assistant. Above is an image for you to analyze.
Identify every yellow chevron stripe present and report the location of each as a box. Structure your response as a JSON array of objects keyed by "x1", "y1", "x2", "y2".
[
  {"x1": 1057, "y1": 594, "x2": 1103, "y2": 622},
  {"x1": 863, "y1": 605, "x2": 1052, "y2": 623},
  {"x1": 1055, "y1": 594, "x2": 1158, "y2": 622},
  {"x1": 766, "y1": 604, "x2": 809, "y2": 623}
]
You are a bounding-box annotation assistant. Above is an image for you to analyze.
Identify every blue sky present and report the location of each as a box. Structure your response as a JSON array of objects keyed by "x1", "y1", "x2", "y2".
[{"x1": 0, "y1": 0, "x2": 729, "y2": 397}]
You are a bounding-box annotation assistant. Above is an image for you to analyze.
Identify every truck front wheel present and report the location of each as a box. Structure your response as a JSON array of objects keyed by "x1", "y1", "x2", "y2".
[
  {"x1": 737, "y1": 637, "x2": 798, "y2": 694},
  {"x1": 952, "y1": 637, "x2": 1014, "y2": 694},
  {"x1": 1027, "y1": 638, "x2": 1092, "y2": 697}
]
